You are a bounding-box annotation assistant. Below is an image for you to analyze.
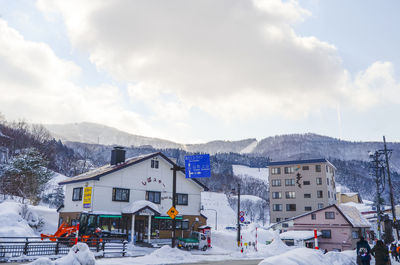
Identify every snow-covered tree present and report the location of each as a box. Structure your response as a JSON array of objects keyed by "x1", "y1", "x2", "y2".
[{"x1": 1, "y1": 148, "x2": 52, "y2": 204}]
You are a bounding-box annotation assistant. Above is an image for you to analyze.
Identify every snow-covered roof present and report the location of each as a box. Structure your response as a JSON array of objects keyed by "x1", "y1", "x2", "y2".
[
  {"x1": 58, "y1": 152, "x2": 208, "y2": 190},
  {"x1": 342, "y1": 192, "x2": 358, "y2": 197},
  {"x1": 338, "y1": 205, "x2": 370, "y2": 228},
  {"x1": 122, "y1": 200, "x2": 160, "y2": 215},
  {"x1": 280, "y1": 230, "x2": 321, "y2": 241}
]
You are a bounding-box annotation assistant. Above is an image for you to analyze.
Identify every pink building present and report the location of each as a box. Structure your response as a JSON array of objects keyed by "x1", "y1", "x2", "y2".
[{"x1": 273, "y1": 204, "x2": 370, "y2": 251}]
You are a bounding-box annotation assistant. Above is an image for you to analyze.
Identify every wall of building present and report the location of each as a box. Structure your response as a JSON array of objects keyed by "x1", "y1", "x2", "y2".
[
  {"x1": 61, "y1": 155, "x2": 203, "y2": 218},
  {"x1": 269, "y1": 161, "x2": 337, "y2": 223}
]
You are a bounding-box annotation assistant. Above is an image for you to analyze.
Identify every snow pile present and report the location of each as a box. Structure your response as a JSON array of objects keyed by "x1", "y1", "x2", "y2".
[
  {"x1": 118, "y1": 246, "x2": 192, "y2": 264},
  {"x1": 279, "y1": 230, "x2": 321, "y2": 241},
  {"x1": 0, "y1": 201, "x2": 58, "y2": 237},
  {"x1": 29, "y1": 243, "x2": 96, "y2": 265},
  {"x1": 259, "y1": 248, "x2": 356, "y2": 265},
  {"x1": 0, "y1": 201, "x2": 36, "y2": 237},
  {"x1": 201, "y1": 192, "x2": 236, "y2": 230},
  {"x1": 232, "y1": 165, "x2": 268, "y2": 184}
]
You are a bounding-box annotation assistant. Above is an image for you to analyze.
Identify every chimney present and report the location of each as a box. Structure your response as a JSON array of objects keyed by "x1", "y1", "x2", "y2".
[{"x1": 111, "y1": 146, "x2": 126, "y2": 165}]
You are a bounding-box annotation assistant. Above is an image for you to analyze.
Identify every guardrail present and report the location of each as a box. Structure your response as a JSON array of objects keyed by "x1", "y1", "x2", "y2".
[{"x1": 0, "y1": 236, "x2": 128, "y2": 262}]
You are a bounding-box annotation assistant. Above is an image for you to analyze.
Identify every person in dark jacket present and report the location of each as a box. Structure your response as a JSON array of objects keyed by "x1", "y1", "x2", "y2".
[
  {"x1": 371, "y1": 240, "x2": 390, "y2": 265},
  {"x1": 357, "y1": 236, "x2": 372, "y2": 265},
  {"x1": 390, "y1": 243, "x2": 398, "y2": 262}
]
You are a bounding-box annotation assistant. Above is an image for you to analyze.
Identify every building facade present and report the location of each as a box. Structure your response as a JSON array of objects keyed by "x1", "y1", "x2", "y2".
[
  {"x1": 58, "y1": 148, "x2": 208, "y2": 242},
  {"x1": 271, "y1": 204, "x2": 371, "y2": 251},
  {"x1": 269, "y1": 159, "x2": 337, "y2": 223}
]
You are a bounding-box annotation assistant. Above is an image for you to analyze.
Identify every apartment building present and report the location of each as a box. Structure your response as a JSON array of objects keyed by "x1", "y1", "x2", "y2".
[{"x1": 269, "y1": 159, "x2": 337, "y2": 223}]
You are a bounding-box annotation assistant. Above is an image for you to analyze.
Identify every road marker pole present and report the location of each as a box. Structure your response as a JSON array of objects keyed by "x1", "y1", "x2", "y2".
[{"x1": 75, "y1": 223, "x2": 80, "y2": 245}]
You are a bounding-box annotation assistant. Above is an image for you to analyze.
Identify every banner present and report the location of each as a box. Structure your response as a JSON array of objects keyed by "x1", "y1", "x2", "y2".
[{"x1": 83, "y1": 187, "x2": 92, "y2": 208}]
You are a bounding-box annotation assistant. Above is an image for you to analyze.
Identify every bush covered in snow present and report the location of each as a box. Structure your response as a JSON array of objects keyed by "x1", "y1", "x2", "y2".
[{"x1": 29, "y1": 243, "x2": 96, "y2": 265}]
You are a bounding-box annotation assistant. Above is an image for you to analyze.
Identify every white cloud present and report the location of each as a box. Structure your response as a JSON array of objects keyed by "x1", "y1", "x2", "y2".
[{"x1": 0, "y1": 19, "x2": 153, "y2": 137}]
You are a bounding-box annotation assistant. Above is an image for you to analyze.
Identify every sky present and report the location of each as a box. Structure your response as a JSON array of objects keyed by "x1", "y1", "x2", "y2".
[{"x1": 0, "y1": 0, "x2": 399, "y2": 144}]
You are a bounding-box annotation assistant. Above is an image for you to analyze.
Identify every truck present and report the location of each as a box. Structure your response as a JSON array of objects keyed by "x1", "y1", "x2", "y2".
[{"x1": 177, "y1": 231, "x2": 208, "y2": 251}]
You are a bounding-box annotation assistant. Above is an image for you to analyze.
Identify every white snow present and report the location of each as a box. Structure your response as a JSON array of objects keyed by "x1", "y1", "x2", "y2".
[
  {"x1": 339, "y1": 204, "x2": 371, "y2": 227},
  {"x1": 232, "y1": 165, "x2": 268, "y2": 184},
  {"x1": 29, "y1": 243, "x2": 95, "y2": 265},
  {"x1": 0, "y1": 201, "x2": 58, "y2": 237},
  {"x1": 201, "y1": 192, "x2": 236, "y2": 230},
  {"x1": 122, "y1": 200, "x2": 160, "y2": 214},
  {"x1": 279, "y1": 230, "x2": 321, "y2": 241},
  {"x1": 41, "y1": 172, "x2": 67, "y2": 198},
  {"x1": 259, "y1": 248, "x2": 355, "y2": 265},
  {"x1": 240, "y1": 140, "x2": 258, "y2": 154}
]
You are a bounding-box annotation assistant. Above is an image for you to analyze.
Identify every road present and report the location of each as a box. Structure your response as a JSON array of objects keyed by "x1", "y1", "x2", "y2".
[{"x1": 179, "y1": 259, "x2": 263, "y2": 265}]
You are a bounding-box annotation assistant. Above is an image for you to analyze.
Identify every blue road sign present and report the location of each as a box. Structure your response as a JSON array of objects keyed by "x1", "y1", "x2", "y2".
[
  {"x1": 185, "y1": 154, "x2": 211, "y2": 178},
  {"x1": 240, "y1": 216, "x2": 245, "y2": 223}
]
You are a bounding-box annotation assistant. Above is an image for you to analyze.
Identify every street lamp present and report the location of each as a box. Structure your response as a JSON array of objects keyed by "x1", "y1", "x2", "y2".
[{"x1": 201, "y1": 206, "x2": 218, "y2": 230}]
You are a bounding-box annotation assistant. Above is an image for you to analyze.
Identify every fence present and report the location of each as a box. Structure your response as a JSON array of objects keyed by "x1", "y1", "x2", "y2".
[{"x1": 0, "y1": 236, "x2": 128, "y2": 262}]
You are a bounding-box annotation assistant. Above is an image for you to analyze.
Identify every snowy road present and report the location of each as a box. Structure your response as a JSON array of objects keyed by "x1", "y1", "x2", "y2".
[{"x1": 179, "y1": 259, "x2": 263, "y2": 265}]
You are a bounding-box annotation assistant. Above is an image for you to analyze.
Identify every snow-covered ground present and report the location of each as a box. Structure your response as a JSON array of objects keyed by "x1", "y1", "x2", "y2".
[
  {"x1": 201, "y1": 191, "x2": 236, "y2": 230},
  {"x1": 232, "y1": 165, "x2": 268, "y2": 184},
  {"x1": 0, "y1": 200, "x2": 58, "y2": 237}
]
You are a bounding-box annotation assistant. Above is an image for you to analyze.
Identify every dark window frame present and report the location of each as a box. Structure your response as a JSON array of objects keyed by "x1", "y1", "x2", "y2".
[
  {"x1": 325, "y1": 211, "x2": 335, "y2": 219},
  {"x1": 302, "y1": 166, "x2": 309, "y2": 170},
  {"x1": 316, "y1": 165, "x2": 322, "y2": 172},
  {"x1": 304, "y1": 193, "x2": 311, "y2": 198},
  {"x1": 112, "y1": 188, "x2": 130, "y2": 202},
  {"x1": 303, "y1": 181, "x2": 311, "y2": 185},
  {"x1": 321, "y1": 230, "x2": 332, "y2": 238},
  {"x1": 311, "y1": 213, "x2": 316, "y2": 220},
  {"x1": 317, "y1": 190, "x2": 323, "y2": 198},
  {"x1": 305, "y1": 206, "x2": 312, "y2": 211},
  {"x1": 286, "y1": 204, "x2": 296, "y2": 211},
  {"x1": 176, "y1": 193, "x2": 188, "y2": 205},
  {"x1": 72, "y1": 187, "x2": 83, "y2": 201},
  {"x1": 146, "y1": 190, "x2": 161, "y2": 204},
  {"x1": 273, "y1": 204, "x2": 282, "y2": 211},
  {"x1": 271, "y1": 179, "x2": 281, "y2": 187},
  {"x1": 151, "y1": 159, "x2": 159, "y2": 168}
]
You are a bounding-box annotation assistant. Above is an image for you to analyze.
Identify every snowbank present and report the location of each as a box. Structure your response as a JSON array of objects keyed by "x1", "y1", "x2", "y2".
[
  {"x1": 0, "y1": 201, "x2": 36, "y2": 237},
  {"x1": 259, "y1": 248, "x2": 356, "y2": 265},
  {"x1": 29, "y1": 243, "x2": 96, "y2": 265},
  {"x1": 0, "y1": 201, "x2": 58, "y2": 237}
]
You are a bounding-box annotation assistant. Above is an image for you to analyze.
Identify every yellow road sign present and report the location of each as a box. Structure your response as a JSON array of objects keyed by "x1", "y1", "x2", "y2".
[{"x1": 167, "y1": 206, "x2": 179, "y2": 219}]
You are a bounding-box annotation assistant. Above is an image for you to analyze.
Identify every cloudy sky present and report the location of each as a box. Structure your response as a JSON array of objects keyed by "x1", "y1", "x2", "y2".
[{"x1": 1, "y1": 0, "x2": 399, "y2": 143}]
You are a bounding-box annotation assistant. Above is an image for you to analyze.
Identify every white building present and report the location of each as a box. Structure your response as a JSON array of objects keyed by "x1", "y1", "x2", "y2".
[{"x1": 58, "y1": 147, "x2": 208, "y2": 242}]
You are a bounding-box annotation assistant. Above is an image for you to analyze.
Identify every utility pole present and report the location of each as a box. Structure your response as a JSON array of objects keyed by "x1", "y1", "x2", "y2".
[
  {"x1": 382, "y1": 136, "x2": 399, "y2": 240},
  {"x1": 371, "y1": 151, "x2": 383, "y2": 240},
  {"x1": 171, "y1": 165, "x2": 184, "y2": 248},
  {"x1": 236, "y1": 183, "x2": 241, "y2": 247}
]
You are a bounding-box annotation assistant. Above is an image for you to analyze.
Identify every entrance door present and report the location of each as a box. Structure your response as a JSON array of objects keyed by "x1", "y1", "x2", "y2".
[{"x1": 135, "y1": 220, "x2": 145, "y2": 242}]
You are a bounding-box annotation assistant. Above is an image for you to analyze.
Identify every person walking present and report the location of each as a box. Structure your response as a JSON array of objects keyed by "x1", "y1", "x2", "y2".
[
  {"x1": 390, "y1": 243, "x2": 398, "y2": 262},
  {"x1": 357, "y1": 236, "x2": 372, "y2": 265},
  {"x1": 371, "y1": 240, "x2": 390, "y2": 265}
]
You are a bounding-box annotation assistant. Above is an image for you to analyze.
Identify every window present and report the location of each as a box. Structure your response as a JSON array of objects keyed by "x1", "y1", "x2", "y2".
[
  {"x1": 271, "y1": 167, "x2": 281, "y2": 175},
  {"x1": 276, "y1": 218, "x2": 281, "y2": 222},
  {"x1": 317, "y1": 190, "x2": 323, "y2": 198},
  {"x1": 302, "y1": 166, "x2": 309, "y2": 170},
  {"x1": 303, "y1": 181, "x2": 310, "y2": 185},
  {"x1": 326, "y1": 165, "x2": 329, "y2": 172},
  {"x1": 318, "y1": 203, "x2": 324, "y2": 209},
  {"x1": 316, "y1": 178, "x2": 322, "y2": 185},
  {"x1": 272, "y1": 192, "x2": 282, "y2": 199},
  {"x1": 72, "y1": 187, "x2": 83, "y2": 201},
  {"x1": 282, "y1": 223, "x2": 289, "y2": 228},
  {"x1": 311, "y1": 214, "x2": 316, "y2": 220},
  {"x1": 352, "y1": 231, "x2": 359, "y2": 239},
  {"x1": 328, "y1": 191, "x2": 330, "y2": 198},
  {"x1": 285, "y1": 191, "x2": 296, "y2": 199},
  {"x1": 305, "y1": 206, "x2": 312, "y2": 211},
  {"x1": 315, "y1": 165, "x2": 321, "y2": 172},
  {"x1": 151, "y1": 159, "x2": 159, "y2": 168},
  {"x1": 325, "y1": 212, "x2": 335, "y2": 219},
  {"x1": 327, "y1": 178, "x2": 330, "y2": 185},
  {"x1": 284, "y1": 167, "x2": 295, "y2": 174},
  {"x1": 146, "y1": 191, "x2": 161, "y2": 204},
  {"x1": 286, "y1": 204, "x2": 296, "y2": 211},
  {"x1": 321, "y1": 230, "x2": 332, "y2": 238},
  {"x1": 271, "y1": 179, "x2": 281, "y2": 187},
  {"x1": 112, "y1": 188, "x2": 130, "y2": 202},
  {"x1": 304, "y1": 193, "x2": 311, "y2": 198},
  {"x1": 182, "y1": 221, "x2": 189, "y2": 230},
  {"x1": 272, "y1": 204, "x2": 282, "y2": 211},
  {"x1": 285, "y1": 179, "x2": 295, "y2": 186},
  {"x1": 176, "y1": 193, "x2": 188, "y2": 205}
]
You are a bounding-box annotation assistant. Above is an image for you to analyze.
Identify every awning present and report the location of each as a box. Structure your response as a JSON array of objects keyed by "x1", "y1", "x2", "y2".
[{"x1": 122, "y1": 200, "x2": 161, "y2": 216}]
